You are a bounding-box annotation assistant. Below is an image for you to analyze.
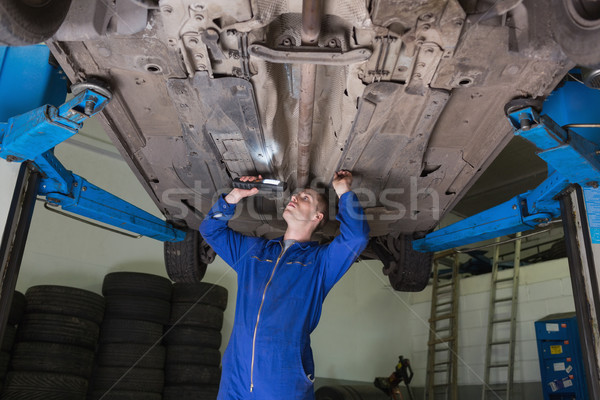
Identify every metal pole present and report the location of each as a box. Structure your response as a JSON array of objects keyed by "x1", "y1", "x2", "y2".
[
  {"x1": 297, "y1": 0, "x2": 322, "y2": 189},
  {"x1": 0, "y1": 163, "x2": 39, "y2": 346},
  {"x1": 559, "y1": 185, "x2": 600, "y2": 399}
]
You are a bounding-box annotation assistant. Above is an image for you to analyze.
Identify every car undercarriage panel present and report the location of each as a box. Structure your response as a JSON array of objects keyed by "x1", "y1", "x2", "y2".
[{"x1": 47, "y1": 0, "x2": 573, "y2": 243}]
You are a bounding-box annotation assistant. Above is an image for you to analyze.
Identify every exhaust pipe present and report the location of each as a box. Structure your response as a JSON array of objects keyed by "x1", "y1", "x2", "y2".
[
  {"x1": 297, "y1": 0, "x2": 322, "y2": 189},
  {"x1": 582, "y1": 67, "x2": 600, "y2": 89}
]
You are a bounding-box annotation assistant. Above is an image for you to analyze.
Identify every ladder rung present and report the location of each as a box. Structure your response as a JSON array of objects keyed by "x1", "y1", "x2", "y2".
[
  {"x1": 491, "y1": 340, "x2": 510, "y2": 345},
  {"x1": 489, "y1": 363, "x2": 509, "y2": 368},
  {"x1": 495, "y1": 277, "x2": 514, "y2": 283},
  {"x1": 492, "y1": 318, "x2": 512, "y2": 324},
  {"x1": 494, "y1": 296, "x2": 513, "y2": 303},
  {"x1": 429, "y1": 313, "x2": 454, "y2": 322},
  {"x1": 437, "y1": 281, "x2": 453, "y2": 289},
  {"x1": 433, "y1": 326, "x2": 451, "y2": 331},
  {"x1": 485, "y1": 386, "x2": 507, "y2": 392},
  {"x1": 436, "y1": 300, "x2": 453, "y2": 307},
  {"x1": 434, "y1": 347, "x2": 450, "y2": 352},
  {"x1": 434, "y1": 368, "x2": 448, "y2": 373},
  {"x1": 429, "y1": 336, "x2": 454, "y2": 345},
  {"x1": 434, "y1": 361, "x2": 451, "y2": 366},
  {"x1": 433, "y1": 384, "x2": 449, "y2": 388}
]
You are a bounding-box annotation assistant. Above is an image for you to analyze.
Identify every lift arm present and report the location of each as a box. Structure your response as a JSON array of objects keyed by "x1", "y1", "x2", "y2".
[
  {"x1": 0, "y1": 81, "x2": 186, "y2": 242},
  {"x1": 414, "y1": 104, "x2": 600, "y2": 252}
]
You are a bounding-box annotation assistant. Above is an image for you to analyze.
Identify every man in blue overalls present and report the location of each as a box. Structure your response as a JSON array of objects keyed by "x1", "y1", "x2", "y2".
[{"x1": 200, "y1": 170, "x2": 370, "y2": 400}]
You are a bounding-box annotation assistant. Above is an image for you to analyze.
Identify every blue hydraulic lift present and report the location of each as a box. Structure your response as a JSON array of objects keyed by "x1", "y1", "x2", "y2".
[
  {"x1": 414, "y1": 78, "x2": 600, "y2": 399},
  {"x1": 0, "y1": 45, "x2": 186, "y2": 352}
]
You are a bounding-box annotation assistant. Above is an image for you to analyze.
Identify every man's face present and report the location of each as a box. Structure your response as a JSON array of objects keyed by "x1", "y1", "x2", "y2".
[{"x1": 283, "y1": 188, "x2": 321, "y2": 225}]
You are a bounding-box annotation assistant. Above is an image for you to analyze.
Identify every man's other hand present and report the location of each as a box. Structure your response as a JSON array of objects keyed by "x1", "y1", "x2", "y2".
[
  {"x1": 332, "y1": 170, "x2": 352, "y2": 198},
  {"x1": 225, "y1": 175, "x2": 261, "y2": 204}
]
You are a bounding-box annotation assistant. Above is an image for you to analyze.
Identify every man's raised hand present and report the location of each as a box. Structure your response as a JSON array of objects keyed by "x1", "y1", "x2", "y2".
[
  {"x1": 225, "y1": 175, "x2": 261, "y2": 204},
  {"x1": 332, "y1": 170, "x2": 352, "y2": 198}
]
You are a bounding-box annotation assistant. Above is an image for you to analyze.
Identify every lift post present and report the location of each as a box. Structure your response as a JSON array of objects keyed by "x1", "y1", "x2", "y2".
[{"x1": 414, "y1": 80, "x2": 600, "y2": 399}]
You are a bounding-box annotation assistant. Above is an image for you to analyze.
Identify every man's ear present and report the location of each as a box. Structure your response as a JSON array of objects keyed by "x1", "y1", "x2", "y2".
[{"x1": 314, "y1": 212, "x2": 324, "y2": 223}]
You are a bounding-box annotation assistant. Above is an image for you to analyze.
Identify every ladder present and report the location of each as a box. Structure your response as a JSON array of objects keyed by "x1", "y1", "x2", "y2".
[
  {"x1": 481, "y1": 233, "x2": 522, "y2": 400},
  {"x1": 426, "y1": 252, "x2": 460, "y2": 400}
]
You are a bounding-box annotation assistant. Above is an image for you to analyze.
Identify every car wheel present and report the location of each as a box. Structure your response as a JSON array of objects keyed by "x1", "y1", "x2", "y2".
[
  {"x1": 3, "y1": 371, "x2": 88, "y2": 399},
  {"x1": 96, "y1": 343, "x2": 166, "y2": 369},
  {"x1": 162, "y1": 385, "x2": 220, "y2": 400},
  {"x1": 99, "y1": 319, "x2": 164, "y2": 345},
  {"x1": 169, "y1": 303, "x2": 224, "y2": 330},
  {"x1": 10, "y1": 342, "x2": 95, "y2": 378},
  {"x1": 166, "y1": 346, "x2": 221, "y2": 367},
  {"x1": 104, "y1": 295, "x2": 170, "y2": 325},
  {"x1": 165, "y1": 231, "x2": 215, "y2": 283},
  {"x1": 371, "y1": 235, "x2": 433, "y2": 292},
  {"x1": 163, "y1": 326, "x2": 222, "y2": 348},
  {"x1": 164, "y1": 364, "x2": 221, "y2": 385},
  {"x1": 551, "y1": 0, "x2": 600, "y2": 66},
  {"x1": 25, "y1": 285, "x2": 105, "y2": 325},
  {"x1": 172, "y1": 282, "x2": 228, "y2": 310},
  {"x1": 103, "y1": 272, "x2": 173, "y2": 301},
  {"x1": 0, "y1": 0, "x2": 72, "y2": 46}
]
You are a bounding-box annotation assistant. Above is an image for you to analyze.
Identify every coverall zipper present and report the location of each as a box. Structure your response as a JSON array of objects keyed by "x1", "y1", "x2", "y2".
[{"x1": 250, "y1": 242, "x2": 287, "y2": 392}]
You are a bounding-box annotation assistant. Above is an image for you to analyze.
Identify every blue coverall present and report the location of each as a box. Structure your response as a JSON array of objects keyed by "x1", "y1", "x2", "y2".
[{"x1": 200, "y1": 191, "x2": 370, "y2": 400}]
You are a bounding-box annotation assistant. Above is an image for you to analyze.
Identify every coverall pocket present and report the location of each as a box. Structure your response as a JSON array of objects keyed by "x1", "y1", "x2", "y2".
[{"x1": 297, "y1": 349, "x2": 315, "y2": 384}]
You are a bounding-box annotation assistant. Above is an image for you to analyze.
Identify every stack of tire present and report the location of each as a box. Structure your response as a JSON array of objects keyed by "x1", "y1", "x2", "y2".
[
  {"x1": 88, "y1": 272, "x2": 172, "y2": 400},
  {"x1": 0, "y1": 291, "x2": 26, "y2": 387},
  {"x1": 163, "y1": 282, "x2": 228, "y2": 400},
  {"x1": 3, "y1": 286, "x2": 104, "y2": 399}
]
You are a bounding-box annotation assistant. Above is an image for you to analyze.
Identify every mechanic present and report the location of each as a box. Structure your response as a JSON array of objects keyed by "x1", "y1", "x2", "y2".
[{"x1": 200, "y1": 170, "x2": 370, "y2": 400}]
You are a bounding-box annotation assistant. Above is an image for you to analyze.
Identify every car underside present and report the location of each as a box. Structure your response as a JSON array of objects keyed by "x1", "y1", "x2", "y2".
[{"x1": 6, "y1": 0, "x2": 600, "y2": 289}]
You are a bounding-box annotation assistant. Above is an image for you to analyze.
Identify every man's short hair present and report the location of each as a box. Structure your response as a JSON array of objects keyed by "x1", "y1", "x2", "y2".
[{"x1": 313, "y1": 190, "x2": 329, "y2": 230}]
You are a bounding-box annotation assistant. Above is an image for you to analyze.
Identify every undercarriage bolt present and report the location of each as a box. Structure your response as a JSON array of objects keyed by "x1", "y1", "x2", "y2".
[
  {"x1": 518, "y1": 112, "x2": 532, "y2": 130},
  {"x1": 84, "y1": 98, "x2": 97, "y2": 115}
]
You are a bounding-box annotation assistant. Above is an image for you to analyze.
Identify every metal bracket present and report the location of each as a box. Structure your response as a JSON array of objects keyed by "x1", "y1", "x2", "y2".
[{"x1": 248, "y1": 43, "x2": 372, "y2": 66}]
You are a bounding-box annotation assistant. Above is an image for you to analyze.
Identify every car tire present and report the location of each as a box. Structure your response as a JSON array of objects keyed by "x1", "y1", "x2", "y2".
[
  {"x1": 163, "y1": 385, "x2": 220, "y2": 400},
  {"x1": 164, "y1": 364, "x2": 221, "y2": 385},
  {"x1": 163, "y1": 325, "x2": 221, "y2": 348},
  {"x1": 99, "y1": 319, "x2": 164, "y2": 345},
  {"x1": 25, "y1": 285, "x2": 105, "y2": 325},
  {"x1": 96, "y1": 343, "x2": 166, "y2": 369},
  {"x1": 166, "y1": 346, "x2": 221, "y2": 366},
  {"x1": 8, "y1": 291, "x2": 25, "y2": 326},
  {"x1": 315, "y1": 385, "x2": 388, "y2": 400},
  {"x1": 169, "y1": 303, "x2": 223, "y2": 330},
  {"x1": 88, "y1": 391, "x2": 162, "y2": 400},
  {"x1": 91, "y1": 367, "x2": 164, "y2": 393},
  {"x1": 2, "y1": 371, "x2": 87, "y2": 399},
  {"x1": 371, "y1": 235, "x2": 433, "y2": 292},
  {"x1": 104, "y1": 295, "x2": 170, "y2": 325},
  {"x1": 103, "y1": 272, "x2": 172, "y2": 301},
  {"x1": 16, "y1": 313, "x2": 99, "y2": 350},
  {"x1": 172, "y1": 282, "x2": 228, "y2": 310},
  {"x1": 551, "y1": 0, "x2": 600, "y2": 66},
  {"x1": 0, "y1": 351, "x2": 9, "y2": 380},
  {"x1": 165, "y1": 231, "x2": 214, "y2": 283},
  {"x1": 10, "y1": 342, "x2": 95, "y2": 378},
  {"x1": 2, "y1": 325, "x2": 16, "y2": 352},
  {"x1": 0, "y1": 0, "x2": 73, "y2": 46}
]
